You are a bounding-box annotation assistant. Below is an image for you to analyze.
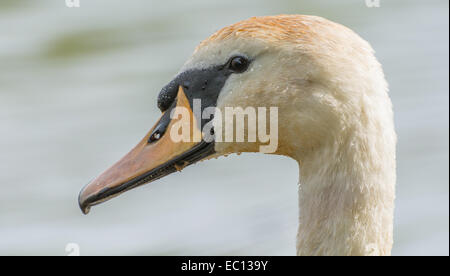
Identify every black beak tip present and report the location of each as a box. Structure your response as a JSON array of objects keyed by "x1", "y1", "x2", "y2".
[{"x1": 78, "y1": 188, "x2": 91, "y2": 215}]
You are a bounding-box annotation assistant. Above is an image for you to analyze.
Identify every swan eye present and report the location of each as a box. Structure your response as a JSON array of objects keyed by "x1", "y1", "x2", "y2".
[{"x1": 228, "y1": 56, "x2": 249, "y2": 73}]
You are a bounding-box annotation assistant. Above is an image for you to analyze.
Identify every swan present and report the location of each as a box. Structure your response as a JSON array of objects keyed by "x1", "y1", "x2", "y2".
[{"x1": 78, "y1": 15, "x2": 396, "y2": 256}]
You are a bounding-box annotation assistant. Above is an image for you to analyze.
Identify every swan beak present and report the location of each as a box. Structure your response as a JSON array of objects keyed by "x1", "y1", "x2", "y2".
[{"x1": 78, "y1": 87, "x2": 213, "y2": 214}]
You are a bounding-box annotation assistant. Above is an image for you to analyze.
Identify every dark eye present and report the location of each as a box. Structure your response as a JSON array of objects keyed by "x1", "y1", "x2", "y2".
[{"x1": 228, "y1": 56, "x2": 250, "y2": 73}]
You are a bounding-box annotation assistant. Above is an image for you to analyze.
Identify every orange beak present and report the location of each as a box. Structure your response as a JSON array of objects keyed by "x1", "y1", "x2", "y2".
[{"x1": 78, "y1": 87, "x2": 213, "y2": 214}]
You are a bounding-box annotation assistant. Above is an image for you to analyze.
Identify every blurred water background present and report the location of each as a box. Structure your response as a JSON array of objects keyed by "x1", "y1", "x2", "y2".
[{"x1": 0, "y1": 0, "x2": 448, "y2": 255}]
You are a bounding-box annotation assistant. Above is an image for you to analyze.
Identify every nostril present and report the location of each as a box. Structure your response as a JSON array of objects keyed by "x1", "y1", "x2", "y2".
[{"x1": 148, "y1": 130, "x2": 161, "y2": 143}]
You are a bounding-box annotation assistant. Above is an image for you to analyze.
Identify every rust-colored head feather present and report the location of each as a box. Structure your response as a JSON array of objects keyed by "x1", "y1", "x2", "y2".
[{"x1": 196, "y1": 14, "x2": 352, "y2": 51}]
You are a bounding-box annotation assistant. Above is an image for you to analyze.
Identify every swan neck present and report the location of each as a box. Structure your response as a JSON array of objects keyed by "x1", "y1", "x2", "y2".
[{"x1": 295, "y1": 131, "x2": 396, "y2": 256}]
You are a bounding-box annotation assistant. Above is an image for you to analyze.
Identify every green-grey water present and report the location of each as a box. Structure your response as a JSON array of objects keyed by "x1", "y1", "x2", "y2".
[{"x1": 0, "y1": 0, "x2": 448, "y2": 255}]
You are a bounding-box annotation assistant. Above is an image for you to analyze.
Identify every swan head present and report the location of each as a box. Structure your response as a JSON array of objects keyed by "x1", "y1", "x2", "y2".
[{"x1": 79, "y1": 15, "x2": 390, "y2": 214}]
